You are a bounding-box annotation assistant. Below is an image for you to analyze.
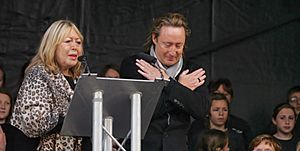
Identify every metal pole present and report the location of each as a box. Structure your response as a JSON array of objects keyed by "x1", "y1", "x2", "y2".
[
  {"x1": 93, "y1": 90, "x2": 103, "y2": 151},
  {"x1": 130, "y1": 92, "x2": 142, "y2": 151},
  {"x1": 104, "y1": 116, "x2": 113, "y2": 151},
  {"x1": 103, "y1": 126, "x2": 127, "y2": 151}
]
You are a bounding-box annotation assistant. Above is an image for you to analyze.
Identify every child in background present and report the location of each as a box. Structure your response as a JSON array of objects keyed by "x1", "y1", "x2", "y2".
[
  {"x1": 197, "y1": 129, "x2": 229, "y2": 151},
  {"x1": 0, "y1": 88, "x2": 12, "y2": 151},
  {"x1": 248, "y1": 134, "x2": 281, "y2": 151},
  {"x1": 272, "y1": 103, "x2": 299, "y2": 151}
]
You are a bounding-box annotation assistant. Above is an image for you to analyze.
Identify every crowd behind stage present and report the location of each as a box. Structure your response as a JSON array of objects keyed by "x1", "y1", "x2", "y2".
[{"x1": 0, "y1": 12, "x2": 299, "y2": 151}]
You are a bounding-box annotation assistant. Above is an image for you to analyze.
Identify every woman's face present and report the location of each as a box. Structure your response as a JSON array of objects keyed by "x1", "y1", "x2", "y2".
[
  {"x1": 55, "y1": 29, "x2": 83, "y2": 73},
  {"x1": 272, "y1": 108, "x2": 296, "y2": 135},
  {"x1": 210, "y1": 100, "x2": 228, "y2": 127},
  {"x1": 0, "y1": 93, "x2": 11, "y2": 121},
  {"x1": 253, "y1": 140, "x2": 275, "y2": 151}
]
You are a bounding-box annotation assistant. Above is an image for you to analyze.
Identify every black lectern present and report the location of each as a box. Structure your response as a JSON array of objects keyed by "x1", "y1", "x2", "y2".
[{"x1": 61, "y1": 73, "x2": 167, "y2": 151}]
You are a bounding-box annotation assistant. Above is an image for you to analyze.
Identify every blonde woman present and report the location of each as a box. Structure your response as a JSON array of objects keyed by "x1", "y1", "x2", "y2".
[{"x1": 10, "y1": 20, "x2": 88, "y2": 151}]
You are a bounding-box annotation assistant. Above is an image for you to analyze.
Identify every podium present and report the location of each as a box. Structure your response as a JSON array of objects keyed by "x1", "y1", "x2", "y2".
[{"x1": 61, "y1": 73, "x2": 167, "y2": 151}]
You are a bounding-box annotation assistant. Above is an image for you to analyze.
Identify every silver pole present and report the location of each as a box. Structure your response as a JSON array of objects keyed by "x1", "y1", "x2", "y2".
[
  {"x1": 130, "y1": 92, "x2": 142, "y2": 151},
  {"x1": 103, "y1": 126, "x2": 127, "y2": 151},
  {"x1": 104, "y1": 116, "x2": 113, "y2": 151},
  {"x1": 93, "y1": 90, "x2": 103, "y2": 151}
]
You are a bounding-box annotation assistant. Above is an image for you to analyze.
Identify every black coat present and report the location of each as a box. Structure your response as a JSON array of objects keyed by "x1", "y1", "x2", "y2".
[
  {"x1": 120, "y1": 53, "x2": 209, "y2": 151},
  {"x1": 1, "y1": 123, "x2": 39, "y2": 151},
  {"x1": 227, "y1": 114, "x2": 253, "y2": 147}
]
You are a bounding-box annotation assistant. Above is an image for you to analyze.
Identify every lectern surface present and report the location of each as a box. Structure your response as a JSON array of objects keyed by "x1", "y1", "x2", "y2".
[{"x1": 61, "y1": 74, "x2": 167, "y2": 138}]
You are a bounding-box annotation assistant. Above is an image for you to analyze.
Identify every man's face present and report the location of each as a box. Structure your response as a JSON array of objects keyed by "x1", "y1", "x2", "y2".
[{"x1": 152, "y1": 26, "x2": 185, "y2": 67}]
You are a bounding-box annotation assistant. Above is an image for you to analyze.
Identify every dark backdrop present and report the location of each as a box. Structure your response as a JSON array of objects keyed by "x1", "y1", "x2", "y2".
[{"x1": 1, "y1": 0, "x2": 299, "y2": 135}]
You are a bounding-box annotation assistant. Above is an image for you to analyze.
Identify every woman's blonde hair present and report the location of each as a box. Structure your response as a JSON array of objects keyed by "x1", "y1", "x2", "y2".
[{"x1": 26, "y1": 20, "x2": 84, "y2": 78}]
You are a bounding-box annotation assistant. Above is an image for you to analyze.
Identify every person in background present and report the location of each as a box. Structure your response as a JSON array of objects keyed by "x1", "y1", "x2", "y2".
[
  {"x1": 264, "y1": 85, "x2": 300, "y2": 139},
  {"x1": 297, "y1": 140, "x2": 300, "y2": 151},
  {"x1": 207, "y1": 78, "x2": 253, "y2": 147},
  {"x1": 287, "y1": 86, "x2": 300, "y2": 138},
  {"x1": 0, "y1": 88, "x2": 11, "y2": 125},
  {"x1": 10, "y1": 20, "x2": 90, "y2": 151},
  {"x1": 288, "y1": 86, "x2": 300, "y2": 115},
  {"x1": 0, "y1": 80, "x2": 41, "y2": 151},
  {"x1": 0, "y1": 88, "x2": 11, "y2": 151},
  {"x1": 120, "y1": 12, "x2": 209, "y2": 151},
  {"x1": 271, "y1": 103, "x2": 299, "y2": 151},
  {"x1": 0, "y1": 65, "x2": 5, "y2": 88},
  {"x1": 98, "y1": 64, "x2": 120, "y2": 78},
  {"x1": 248, "y1": 134, "x2": 281, "y2": 151},
  {"x1": 188, "y1": 93, "x2": 246, "y2": 151},
  {"x1": 0, "y1": 127, "x2": 5, "y2": 151},
  {"x1": 0, "y1": 88, "x2": 29, "y2": 151},
  {"x1": 196, "y1": 129, "x2": 229, "y2": 151}
]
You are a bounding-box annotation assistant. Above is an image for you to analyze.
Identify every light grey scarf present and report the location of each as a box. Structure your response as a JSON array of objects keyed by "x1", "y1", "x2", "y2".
[{"x1": 150, "y1": 45, "x2": 183, "y2": 79}]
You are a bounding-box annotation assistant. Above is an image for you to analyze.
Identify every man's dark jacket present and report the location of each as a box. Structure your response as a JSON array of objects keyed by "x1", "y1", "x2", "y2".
[{"x1": 120, "y1": 53, "x2": 209, "y2": 151}]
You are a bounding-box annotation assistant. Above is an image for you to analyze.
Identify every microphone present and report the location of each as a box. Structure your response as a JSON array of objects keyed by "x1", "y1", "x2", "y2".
[{"x1": 78, "y1": 55, "x2": 91, "y2": 75}]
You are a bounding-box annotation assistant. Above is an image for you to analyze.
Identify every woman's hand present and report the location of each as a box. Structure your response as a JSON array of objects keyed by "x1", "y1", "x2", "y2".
[{"x1": 178, "y1": 68, "x2": 206, "y2": 91}]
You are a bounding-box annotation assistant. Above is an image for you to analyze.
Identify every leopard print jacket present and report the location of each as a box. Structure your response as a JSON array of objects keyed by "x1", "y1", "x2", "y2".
[{"x1": 10, "y1": 65, "x2": 82, "y2": 151}]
